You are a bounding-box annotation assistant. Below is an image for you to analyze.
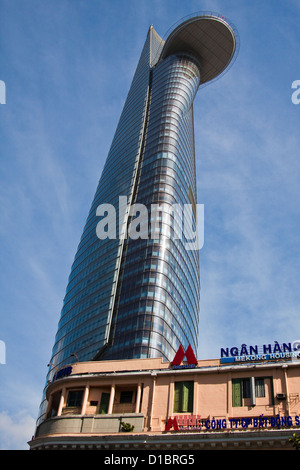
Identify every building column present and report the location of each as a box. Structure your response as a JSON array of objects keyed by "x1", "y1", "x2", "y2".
[
  {"x1": 193, "y1": 377, "x2": 197, "y2": 415},
  {"x1": 57, "y1": 387, "x2": 66, "y2": 416},
  {"x1": 81, "y1": 385, "x2": 90, "y2": 415},
  {"x1": 45, "y1": 394, "x2": 53, "y2": 419},
  {"x1": 167, "y1": 381, "x2": 174, "y2": 418},
  {"x1": 108, "y1": 383, "x2": 115, "y2": 414},
  {"x1": 227, "y1": 372, "x2": 232, "y2": 419},
  {"x1": 135, "y1": 382, "x2": 142, "y2": 413},
  {"x1": 283, "y1": 365, "x2": 290, "y2": 415},
  {"x1": 149, "y1": 373, "x2": 157, "y2": 430}
]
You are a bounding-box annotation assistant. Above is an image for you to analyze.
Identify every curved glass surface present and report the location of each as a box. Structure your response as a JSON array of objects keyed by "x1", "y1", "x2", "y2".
[
  {"x1": 46, "y1": 27, "x2": 160, "y2": 373},
  {"x1": 100, "y1": 52, "x2": 201, "y2": 361}
]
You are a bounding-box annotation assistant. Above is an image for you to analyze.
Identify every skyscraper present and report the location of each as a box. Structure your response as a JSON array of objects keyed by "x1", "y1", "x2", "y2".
[{"x1": 38, "y1": 13, "x2": 237, "y2": 425}]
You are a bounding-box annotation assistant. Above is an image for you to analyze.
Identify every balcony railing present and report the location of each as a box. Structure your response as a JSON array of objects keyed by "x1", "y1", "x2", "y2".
[{"x1": 35, "y1": 413, "x2": 145, "y2": 438}]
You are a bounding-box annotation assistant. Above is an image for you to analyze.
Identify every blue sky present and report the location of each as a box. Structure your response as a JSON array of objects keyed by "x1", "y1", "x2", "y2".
[{"x1": 0, "y1": 0, "x2": 300, "y2": 450}]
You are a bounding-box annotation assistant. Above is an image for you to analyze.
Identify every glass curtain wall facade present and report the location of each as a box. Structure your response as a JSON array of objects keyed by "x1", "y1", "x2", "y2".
[
  {"x1": 100, "y1": 52, "x2": 201, "y2": 361},
  {"x1": 37, "y1": 14, "x2": 237, "y2": 425},
  {"x1": 48, "y1": 26, "x2": 161, "y2": 369}
]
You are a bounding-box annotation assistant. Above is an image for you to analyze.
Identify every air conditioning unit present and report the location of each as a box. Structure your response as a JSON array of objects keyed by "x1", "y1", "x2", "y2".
[{"x1": 276, "y1": 393, "x2": 286, "y2": 400}]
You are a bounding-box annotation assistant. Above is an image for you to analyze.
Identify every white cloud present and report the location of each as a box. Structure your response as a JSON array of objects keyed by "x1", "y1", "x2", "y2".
[{"x1": 0, "y1": 410, "x2": 35, "y2": 450}]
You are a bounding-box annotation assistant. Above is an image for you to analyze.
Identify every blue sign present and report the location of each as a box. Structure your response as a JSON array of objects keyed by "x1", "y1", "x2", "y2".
[
  {"x1": 53, "y1": 366, "x2": 72, "y2": 381},
  {"x1": 220, "y1": 342, "x2": 300, "y2": 364}
]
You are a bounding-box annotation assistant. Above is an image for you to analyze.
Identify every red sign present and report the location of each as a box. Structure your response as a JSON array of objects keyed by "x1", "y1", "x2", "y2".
[
  {"x1": 165, "y1": 415, "x2": 202, "y2": 431},
  {"x1": 171, "y1": 344, "x2": 198, "y2": 366},
  {"x1": 165, "y1": 417, "x2": 179, "y2": 431}
]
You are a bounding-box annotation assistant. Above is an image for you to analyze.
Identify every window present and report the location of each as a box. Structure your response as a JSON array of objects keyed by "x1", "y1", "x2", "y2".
[
  {"x1": 232, "y1": 379, "x2": 243, "y2": 407},
  {"x1": 174, "y1": 381, "x2": 194, "y2": 413},
  {"x1": 99, "y1": 392, "x2": 110, "y2": 414},
  {"x1": 232, "y1": 378, "x2": 266, "y2": 407},
  {"x1": 255, "y1": 378, "x2": 265, "y2": 397},
  {"x1": 120, "y1": 391, "x2": 133, "y2": 403},
  {"x1": 242, "y1": 378, "x2": 251, "y2": 398},
  {"x1": 66, "y1": 390, "x2": 84, "y2": 407}
]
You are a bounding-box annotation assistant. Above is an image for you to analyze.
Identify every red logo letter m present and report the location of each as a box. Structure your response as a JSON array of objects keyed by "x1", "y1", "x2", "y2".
[
  {"x1": 171, "y1": 344, "x2": 197, "y2": 366},
  {"x1": 165, "y1": 417, "x2": 179, "y2": 431}
]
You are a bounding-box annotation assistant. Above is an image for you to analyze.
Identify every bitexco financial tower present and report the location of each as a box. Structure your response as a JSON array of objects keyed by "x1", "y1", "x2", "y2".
[{"x1": 38, "y1": 13, "x2": 237, "y2": 424}]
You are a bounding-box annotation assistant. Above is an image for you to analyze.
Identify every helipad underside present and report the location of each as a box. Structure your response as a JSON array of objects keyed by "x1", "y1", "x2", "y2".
[{"x1": 160, "y1": 15, "x2": 236, "y2": 84}]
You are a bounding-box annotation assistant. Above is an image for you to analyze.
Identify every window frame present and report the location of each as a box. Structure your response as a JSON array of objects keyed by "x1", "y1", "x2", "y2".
[
  {"x1": 173, "y1": 381, "x2": 194, "y2": 413},
  {"x1": 232, "y1": 376, "x2": 273, "y2": 407},
  {"x1": 66, "y1": 389, "x2": 84, "y2": 408}
]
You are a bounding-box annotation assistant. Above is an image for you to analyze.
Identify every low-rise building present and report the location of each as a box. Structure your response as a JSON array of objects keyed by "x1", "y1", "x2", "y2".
[{"x1": 29, "y1": 346, "x2": 300, "y2": 450}]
